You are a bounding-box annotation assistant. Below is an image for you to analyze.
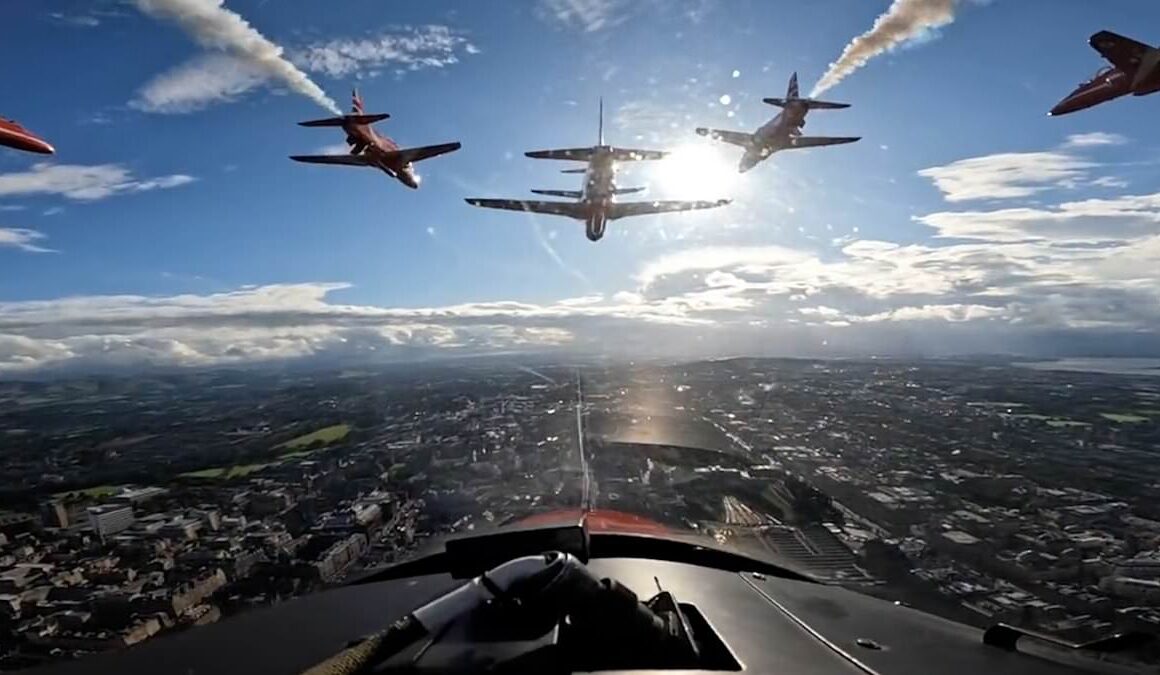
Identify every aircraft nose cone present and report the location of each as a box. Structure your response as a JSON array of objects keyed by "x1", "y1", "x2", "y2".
[
  {"x1": 34, "y1": 140, "x2": 55, "y2": 155},
  {"x1": 1049, "y1": 95, "x2": 1079, "y2": 117}
]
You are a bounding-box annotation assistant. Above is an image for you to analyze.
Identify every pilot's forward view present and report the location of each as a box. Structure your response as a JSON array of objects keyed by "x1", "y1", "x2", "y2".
[
  {"x1": 291, "y1": 90, "x2": 461, "y2": 189},
  {"x1": 1, "y1": 1, "x2": 1158, "y2": 674},
  {"x1": 466, "y1": 101, "x2": 730, "y2": 241},
  {"x1": 696, "y1": 73, "x2": 860, "y2": 172}
]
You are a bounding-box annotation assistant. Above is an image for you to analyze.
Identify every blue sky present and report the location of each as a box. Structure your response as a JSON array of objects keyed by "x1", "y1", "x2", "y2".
[{"x1": 2, "y1": 0, "x2": 1160, "y2": 373}]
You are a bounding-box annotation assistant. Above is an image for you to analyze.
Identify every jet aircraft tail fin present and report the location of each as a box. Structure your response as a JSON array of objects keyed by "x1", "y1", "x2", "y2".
[{"x1": 762, "y1": 72, "x2": 849, "y2": 109}]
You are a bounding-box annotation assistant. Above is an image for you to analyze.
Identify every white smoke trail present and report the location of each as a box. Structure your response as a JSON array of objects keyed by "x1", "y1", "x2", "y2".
[
  {"x1": 811, "y1": 0, "x2": 961, "y2": 97},
  {"x1": 134, "y1": 0, "x2": 341, "y2": 114}
]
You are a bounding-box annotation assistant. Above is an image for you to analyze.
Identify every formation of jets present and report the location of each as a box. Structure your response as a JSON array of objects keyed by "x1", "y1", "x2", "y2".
[{"x1": 4, "y1": 28, "x2": 1156, "y2": 243}]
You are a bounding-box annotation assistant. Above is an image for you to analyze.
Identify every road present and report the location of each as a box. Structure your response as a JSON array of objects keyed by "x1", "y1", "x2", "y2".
[{"x1": 575, "y1": 370, "x2": 592, "y2": 513}]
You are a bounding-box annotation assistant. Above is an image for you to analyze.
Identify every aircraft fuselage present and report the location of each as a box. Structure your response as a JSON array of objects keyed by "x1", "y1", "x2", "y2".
[
  {"x1": 343, "y1": 120, "x2": 420, "y2": 189},
  {"x1": 0, "y1": 118, "x2": 54, "y2": 155},
  {"x1": 579, "y1": 148, "x2": 618, "y2": 241},
  {"x1": 741, "y1": 101, "x2": 808, "y2": 172}
]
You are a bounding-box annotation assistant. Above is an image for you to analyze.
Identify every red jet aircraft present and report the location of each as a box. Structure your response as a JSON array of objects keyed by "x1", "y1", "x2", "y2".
[
  {"x1": 290, "y1": 90, "x2": 461, "y2": 189},
  {"x1": 1051, "y1": 31, "x2": 1160, "y2": 116},
  {"x1": 0, "y1": 117, "x2": 54, "y2": 155}
]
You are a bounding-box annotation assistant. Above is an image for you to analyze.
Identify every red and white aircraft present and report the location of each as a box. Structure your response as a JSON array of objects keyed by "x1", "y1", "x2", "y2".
[
  {"x1": 696, "y1": 73, "x2": 859, "y2": 173},
  {"x1": 0, "y1": 117, "x2": 54, "y2": 155},
  {"x1": 291, "y1": 90, "x2": 460, "y2": 189}
]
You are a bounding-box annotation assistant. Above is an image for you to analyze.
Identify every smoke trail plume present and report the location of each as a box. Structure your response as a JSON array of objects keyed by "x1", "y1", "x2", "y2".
[
  {"x1": 134, "y1": 0, "x2": 341, "y2": 114},
  {"x1": 811, "y1": 0, "x2": 960, "y2": 97}
]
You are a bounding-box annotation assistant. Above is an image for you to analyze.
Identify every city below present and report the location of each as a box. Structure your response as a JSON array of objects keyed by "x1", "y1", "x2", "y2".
[{"x1": 0, "y1": 357, "x2": 1158, "y2": 670}]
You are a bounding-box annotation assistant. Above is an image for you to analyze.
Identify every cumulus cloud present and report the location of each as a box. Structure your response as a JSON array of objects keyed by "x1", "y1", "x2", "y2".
[
  {"x1": 918, "y1": 151, "x2": 1094, "y2": 202},
  {"x1": 8, "y1": 216, "x2": 1160, "y2": 373},
  {"x1": 0, "y1": 228, "x2": 52, "y2": 253},
  {"x1": 130, "y1": 54, "x2": 268, "y2": 113},
  {"x1": 293, "y1": 25, "x2": 478, "y2": 78},
  {"x1": 131, "y1": 24, "x2": 477, "y2": 113},
  {"x1": 917, "y1": 192, "x2": 1160, "y2": 243},
  {"x1": 0, "y1": 164, "x2": 195, "y2": 202},
  {"x1": 537, "y1": 0, "x2": 631, "y2": 32}
]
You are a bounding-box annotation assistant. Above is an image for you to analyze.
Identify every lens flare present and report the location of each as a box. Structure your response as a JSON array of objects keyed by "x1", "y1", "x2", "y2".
[{"x1": 645, "y1": 143, "x2": 741, "y2": 200}]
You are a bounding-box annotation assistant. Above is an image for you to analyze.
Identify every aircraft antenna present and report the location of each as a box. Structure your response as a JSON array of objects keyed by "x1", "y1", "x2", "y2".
[{"x1": 598, "y1": 97, "x2": 604, "y2": 146}]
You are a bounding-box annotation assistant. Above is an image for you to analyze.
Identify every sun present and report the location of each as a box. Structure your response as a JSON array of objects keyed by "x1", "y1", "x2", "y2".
[{"x1": 644, "y1": 142, "x2": 742, "y2": 201}]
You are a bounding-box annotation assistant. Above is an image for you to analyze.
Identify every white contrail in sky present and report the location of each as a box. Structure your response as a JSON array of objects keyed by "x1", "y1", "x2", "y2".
[
  {"x1": 134, "y1": 0, "x2": 341, "y2": 114},
  {"x1": 811, "y1": 0, "x2": 962, "y2": 97}
]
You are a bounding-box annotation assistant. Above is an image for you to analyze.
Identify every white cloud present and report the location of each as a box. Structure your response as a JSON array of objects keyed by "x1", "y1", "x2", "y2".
[
  {"x1": 50, "y1": 12, "x2": 102, "y2": 27},
  {"x1": 918, "y1": 151, "x2": 1094, "y2": 202},
  {"x1": 1092, "y1": 176, "x2": 1129, "y2": 189},
  {"x1": 917, "y1": 192, "x2": 1160, "y2": 243},
  {"x1": 130, "y1": 53, "x2": 268, "y2": 114},
  {"x1": 292, "y1": 25, "x2": 477, "y2": 78},
  {"x1": 0, "y1": 228, "x2": 52, "y2": 253},
  {"x1": 537, "y1": 0, "x2": 631, "y2": 32},
  {"x1": 6, "y1": 221, "x2": 1160, "y2": 372},
  {"x1": 1064, "y1": 132, "x2": 1127, "y2": 148},
  {"x1": 0, "y1": 164, "x2": 195, "y2": 202},
  {"x1": 635, "y1": 246, "x2": 809, "y2": 286}
]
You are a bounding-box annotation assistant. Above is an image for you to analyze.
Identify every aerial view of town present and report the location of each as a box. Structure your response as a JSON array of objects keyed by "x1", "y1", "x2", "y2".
[{"x1": 0, "y1": 357, "x2": 1158, "y2": 669}]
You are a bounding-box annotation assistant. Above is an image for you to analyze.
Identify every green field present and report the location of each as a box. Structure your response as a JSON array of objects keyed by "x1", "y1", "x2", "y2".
[
  {"x1": 53, "y1": 484, "x2": 124, "y2": 500},
  {"x1": 275, "y1": 424, "x2": 350, "y2": 450},
  {"x1": 1100, "y1": 413, "x2": 1150, "y2": 424},
  {"x1": 180, "y1": 462, "x2": 277, "y2": 480}
]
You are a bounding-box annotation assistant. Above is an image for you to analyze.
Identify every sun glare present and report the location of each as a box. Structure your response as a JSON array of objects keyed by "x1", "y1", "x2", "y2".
[{"x1": 646, "y1": 143, "x2": 742, "y2": 201}]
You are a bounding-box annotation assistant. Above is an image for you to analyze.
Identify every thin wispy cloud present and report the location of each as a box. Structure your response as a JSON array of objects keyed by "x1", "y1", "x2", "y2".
[
  {"x1": 537, "y1": 0, "x2": 631, "y2": 32},
  {"x1": 50, "y1": 12, "x2": 101, "y2": 28},
  {"x1": 131, "y1": 24, "x2": 477, "y2": 114},
  {"x1": 293, "y1": 25, "x2": 479, "y2": 78},
  {"x1": 0, "y1": 164, "x2": 195, "y2": 202},
  {"x1": 132, "y1": 0, "x2": 341, "y2": 114},
  {"x1": 130, "y1": 54, "x2": 268, "y2": 114},
  {"x1": 918, "y1": 151, "x2": 1095, "y2": 202},
  {"x1": 1064, "y1": 132, "x2": 1128, "y2": 148},
  {"x1": 0, "y1": 228, "x2": 53, "y2": 253}
]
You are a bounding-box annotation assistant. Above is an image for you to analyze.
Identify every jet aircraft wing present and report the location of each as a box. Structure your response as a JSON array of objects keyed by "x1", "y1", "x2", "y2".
[
  {"x1": 524, "y1": 147, "x2": 667, "y2": 161},
  {"x1": 1090, "y1": 31, "x2": 1150, "y2": 71},
  {"x1": 608, "y1": 199, "x2": 731, "y2": 220},
  {"x1": 288, "y1": 154, "x2": 372, "y2": 167},
  {"x1": 383, "y1": 142, "x2": 462, "y2": 164},
  {"x1": 606, "y1": 148, "x2": 668, "y2": 161},
  {"x1": 695, "y1": 128, "x2": 753, "y2": 148},
  {"x1": 787, "y1": 136, "x2": 861, "y2": 150},
  {"x1": 465, "y1": 199, "x2": 588, "y2": 219},
  {"x1": 526, "y1": 147, "x2": 597, "y2": 161},
  {"x1": 298, "y1": 113, "x2": 390, "y2": 127}
]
